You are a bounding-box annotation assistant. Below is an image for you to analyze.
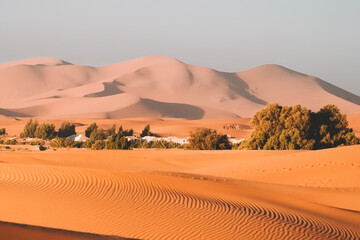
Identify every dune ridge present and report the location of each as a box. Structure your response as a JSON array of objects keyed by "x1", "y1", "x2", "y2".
[{"x1": 0, "y1": 56, "x2": 359, "y2": 119}]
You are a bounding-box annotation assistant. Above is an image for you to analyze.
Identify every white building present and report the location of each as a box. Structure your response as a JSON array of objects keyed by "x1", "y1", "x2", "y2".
[
  {"x1": 66, "y1": 134, "x2": 88, "y2": 142},
  {"x1": 228, "y1": 138, "x2": 245, "y2": 144}
]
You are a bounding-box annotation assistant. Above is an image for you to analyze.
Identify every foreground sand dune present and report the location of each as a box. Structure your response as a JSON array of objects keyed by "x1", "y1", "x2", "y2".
[
  {"x1": 0, "y1": 147, "x2": 359, "y2": 239},
  {"x1": 0, "y1": 56, "x2": 359, "y2": 119}
]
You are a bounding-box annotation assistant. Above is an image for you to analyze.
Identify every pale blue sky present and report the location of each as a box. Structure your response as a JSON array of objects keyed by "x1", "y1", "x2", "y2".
[{"x1": 0, "y1": 0, "x2": 359, "y2": 95}]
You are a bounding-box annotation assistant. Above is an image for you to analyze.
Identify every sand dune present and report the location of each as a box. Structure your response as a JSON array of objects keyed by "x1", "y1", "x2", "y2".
[
  {"x1": 0, "y1": 56, "x2": 359, "y2": 119},
  {"x1": 0, "y1": 147, "x2": 359, "y2": 239}
]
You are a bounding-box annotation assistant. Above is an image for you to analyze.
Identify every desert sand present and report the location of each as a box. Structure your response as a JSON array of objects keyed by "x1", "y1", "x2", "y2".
[
  {"x1": 0, "y1": 56, "x2": 359, "y2": 119},
  {"x1": 0, "y1": 146, "x2": 359, "y2": 240},
  {"x1": 1, "y1": 56, "x2": 360, "y2": 239}
]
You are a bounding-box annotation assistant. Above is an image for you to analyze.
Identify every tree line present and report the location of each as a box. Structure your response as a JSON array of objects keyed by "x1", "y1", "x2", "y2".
[{"x1": 2, "y1": 104, "x2": 359, "y2": 150}]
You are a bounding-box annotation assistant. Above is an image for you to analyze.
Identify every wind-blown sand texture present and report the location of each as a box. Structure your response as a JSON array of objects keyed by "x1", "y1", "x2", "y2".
[
  {"x1": 0, "y1": 56, "x2": 360, "y2": 119},
  {"x1": 0, "y1": 146, "x2": 360, "y2": 239}
]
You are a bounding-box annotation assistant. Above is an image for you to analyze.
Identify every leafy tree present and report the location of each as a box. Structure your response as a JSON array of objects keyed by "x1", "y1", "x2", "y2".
[
  {"x1": 187, "y1": 128, "x2": 231, "y2": 150},
  {"x1": 91, "y1": 140, "x2": 105, "y2": 150},
  {"x1": 311, "y1": 105, "x2": 359, "y2": 149},
  {"x1": 51, "y1": 138, "x2": 78, "y2": 148},
  {"x1": 89, "y1": 128, "x2": 107, "y2": 141},
  {"x1": 58, "y1": 121, "x2": 76, "y2": 138},
  {"x1": 85, "y1": 122, "x2": 98, "y2": 138},
  {"x1": 34, "y1": 123, "x2": 56, "y2": 140},
  {"x1": 0, "y1": 128, "x2": 6, "y2": 136},
  {"x1": 241, "y1": 104, "x2": 359, "y2": 150},
  {"x1": 105, "y1": 132, "x2": 131, "y2": 150},
  {"x1": 20, "y1": 119, "x2": 39, "y2": 138},
  {"x1": 106, "y1": 124, "x2": 117, "y2": 137},
  {"x1": 140, "y1": 124, "x2": 152, "y2": 137}
]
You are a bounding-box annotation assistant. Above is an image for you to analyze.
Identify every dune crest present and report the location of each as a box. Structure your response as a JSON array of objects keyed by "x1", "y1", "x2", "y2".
[{"x1": 0, "y1": 56, "x2": 359, "y2": 119}]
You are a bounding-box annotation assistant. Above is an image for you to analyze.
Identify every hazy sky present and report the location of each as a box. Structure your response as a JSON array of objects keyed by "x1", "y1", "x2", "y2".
[{"x1": 1, "y1": 0, "x2": 359, "y2": 95}]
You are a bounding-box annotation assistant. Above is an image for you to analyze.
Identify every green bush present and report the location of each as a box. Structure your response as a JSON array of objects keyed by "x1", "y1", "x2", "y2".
[
  {"x1": 5, "y1": 139, "x2": 17, "y2": 145},
  {"x1": 149, "y1": 140, "x2": 183, "y2": 149},
  {"x1": 50, "y1": 138, "x2": 81, "y2": 148},
  {"x1": 85, "y1": 122, "x2": 98, "y2": 138},
  {"x1": 90, "y1": 129, "x2": 107, "y2": 141},
  {"x1": 241, "y1": 104, "x2": 359, "y2": 150},
  {"x1": 0, "y1": 128, "x2": 6, "y2": 136},
  {"x1": 34, "y1": 123, "x2": 56, "y2": 140},
  {"x1": 140, "y1": 124, "x2": 152, "y2": 137},
  {"x1": 187, "y1": 128, "x2": 231, "y2": 150},
  {"x1": 20, "y1": 119, "x2": 39, "y2": 138},
  {"x1": 106, "y1": 124, "x2": 117, "y2": 137},
  {"x1": 105, "y1": 133, "x2": 131, "y2": 150},
  {"x1": 118, "y1": 125, "x2": 134, "y2": 136},
  {"x1": 30, "y1": 140, "x2": 45, "y2": 146},
  {"x1": 58, "y1": 121, "x2": 76, "y2": 138},
  {"x1": 130, "y1": 139, "x2": 150, "y2": 148},
  {"x1": 91, "y1": 140, "x2": 105, "y2": 150}
]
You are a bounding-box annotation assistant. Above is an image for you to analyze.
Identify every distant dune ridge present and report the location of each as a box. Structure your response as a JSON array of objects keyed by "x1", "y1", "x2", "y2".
[{"x1": 0, "y1": 56, "x2": 359, "y2": 119}]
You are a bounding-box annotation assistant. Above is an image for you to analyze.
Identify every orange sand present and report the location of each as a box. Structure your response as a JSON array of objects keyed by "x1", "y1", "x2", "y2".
[{"x1": 0, "y1": 146, "x2": 359, "y2": 239}]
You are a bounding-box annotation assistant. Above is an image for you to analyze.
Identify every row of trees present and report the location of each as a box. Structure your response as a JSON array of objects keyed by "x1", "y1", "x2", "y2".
[
  {"x1": 14, "y1": 104, "x2": 360, "y2": 150},
  {"x1": 20, "y1": 120, "x2": 76, "y2": 140},
  {"x1": 239, "y1": 104, "x2": 359, "y2": 150}
]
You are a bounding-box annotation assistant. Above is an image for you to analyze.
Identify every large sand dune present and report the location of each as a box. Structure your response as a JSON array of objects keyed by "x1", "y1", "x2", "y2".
[
  {"x1": 0, "y1": 147, "x2": 360, "y2": 239},
  {"x1": 0, "y1": 56, "x2": 359, "y2": 119}
]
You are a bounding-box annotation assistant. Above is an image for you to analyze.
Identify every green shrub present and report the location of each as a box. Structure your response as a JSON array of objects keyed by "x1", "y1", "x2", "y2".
[
  {"x1": 34, "y1": 123, "x2": 56, "y2": 140},
  {"x1": 140, "y1": 124, "x2": 152, "y2": 137},
  {"x1": 5, "y1": 139, "x2": 17, "y2": 145},
  {"x1": 90, "y1": 129, "x2": 107, "y2": 141},
  {"x1": 83, "y1": 139, "x2": 95, "y2": 149},
  {"x1": 241, "y1": 104, "x2": 359, "y2": 150},
  {"x1": 105, "y1": 124, "x2": 117, "y2": 137},
  {"x1": 149, "y1": 140, "x2": 183, "y2": 149},
  {"x1": 130, "y1": 139, "x2": 150, "y2": 148},
  {"x1": 0, "y1": 139, "x2": 4, "y2": 144},
  {"x1": 0, "y1": 128, "x2": 6, "y2": 136},
  {"x1": 50, "y1": 138, "x2": 80, "y2": 148},
  {"x1": 91, "y1": 140, "x2": 105, "y2": 150},
  {"x1": 30, "y1": 140, "x2": 45, "y2": 146},
  {"x1": 58, "y1": 121, "x2": 76, "y2": 138},
  {"x1": 187, "y1": 128, "x2": 231, "y2": 150},
  {"x1": 85, "y1": 122, "x2": 98, "y2": 138},
  {"x1": 20, "y1": 119, "x2": 39, "y2": 138},
  {"x1": 105, "y1": 133, "x2": 131, "y2": 150}
]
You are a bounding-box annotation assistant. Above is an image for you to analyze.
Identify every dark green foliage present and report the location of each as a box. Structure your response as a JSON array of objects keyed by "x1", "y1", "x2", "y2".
[
  {"x1": 123, "y1": 128, "x2": 134, "y2": 136},
  {"x1": 91, "y1": 140, "x2": 105, "y2": 150},
  {"x1": 310, "y1": 105, "x2": 359, "y2": 149},
  {"x1": 187, "y1": 128, "x2": 231, "y2": 150},
  {"x1": 34, "y1": 123, "x2": 56, "y2": 140},
  {"x1": 50, "y1": 138, "x2": 83, "y2": 148},
  {"x1": 106, "y1": 124, "x2": 117, "y2": 137},
  {"x1": 5, "y1": 139, "x2": 17, "y2": 145},
  {"x1": 85, "y1": 122, "x2": 98, "y2": 138},
  {"x1": 83, "y1": 139, "x2": 95, "y2": 149},
  {"x1": 241, "y1": 104, "x2": 359, "y2": 150},
  {"x1": 0, "y1": 139, "x2": 4, "y2": 144},
  {"x1": 105, "y1": 132, "x2": 131, "y2": 150},
  {"x1": 30, "y1": 140, "x2": 45, "y2": 146},
  {"x1": 58, "y1": 121, "x2": 76, "y2": 138},
  {"x1": 140, "y1": 124, "x2": 152, "y2": 137},
  {"x1": 20, "y1": 119, "x2": 39, "y2": 138},
  {"x1": 130, "y1": 139, "x2": 150, "y2": 148},
  {"x1": 0, "y1": 128, "x2": 6, "y2": 135},
  {"x1": 89, "y1": 129, "x2": 107, "y2": 141},
  {"x1": 149, "y1": 140, "x2": 182, "y2": 149}
]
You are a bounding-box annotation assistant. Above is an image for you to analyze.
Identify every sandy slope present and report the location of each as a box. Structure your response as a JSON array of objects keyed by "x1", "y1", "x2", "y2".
[
  {"x1": 0, "y1": 147, "x2": 359, "y2": 239},
  {"x1": 0, "y1": 56, "x2": 359, "y2": 119}
]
